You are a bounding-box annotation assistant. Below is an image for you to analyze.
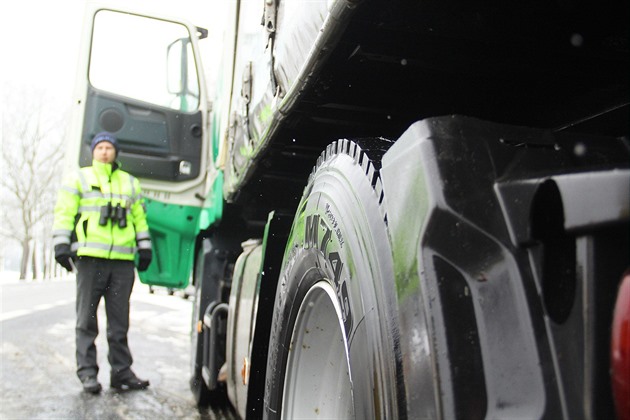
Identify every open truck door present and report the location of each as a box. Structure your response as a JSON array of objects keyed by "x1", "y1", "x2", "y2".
[{"x1": 69, "y1": 7, "x2": 216, "y2": 289}]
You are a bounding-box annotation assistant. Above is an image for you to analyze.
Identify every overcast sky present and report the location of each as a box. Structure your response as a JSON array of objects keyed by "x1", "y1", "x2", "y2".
[
  {"x1": 0, "y1": 0, "x2": 213, "y2": 104},
  {"x1": 1, "y1": 1, "x2": 81, "y2": 102}
]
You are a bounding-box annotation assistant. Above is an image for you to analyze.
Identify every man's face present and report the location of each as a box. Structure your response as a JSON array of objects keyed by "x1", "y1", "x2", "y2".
[{"x1": 93, "y1": 142, "x2": 116, "y2": 163}]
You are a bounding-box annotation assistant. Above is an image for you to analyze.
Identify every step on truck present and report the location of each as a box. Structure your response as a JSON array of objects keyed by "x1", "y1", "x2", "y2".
[{"x1": 68, "y1": 0, "x2": 629, "y2": 418}]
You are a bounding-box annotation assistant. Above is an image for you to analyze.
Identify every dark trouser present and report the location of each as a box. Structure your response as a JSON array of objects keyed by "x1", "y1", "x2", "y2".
[{"x1": 75, "y1": 256, "x2": 135, "y2": 381}]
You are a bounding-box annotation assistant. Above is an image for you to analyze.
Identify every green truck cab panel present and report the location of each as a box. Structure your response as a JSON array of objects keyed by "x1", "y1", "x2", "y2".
[
  {"x1": 138, "y1": 199, "x2": 201, "y2": 289},
  {"x1": 138, "y1": 165, "x2": 224, "y2": 289},
  {"x1": 198, "y1": 171, "x2": 224, "y2": 232}
]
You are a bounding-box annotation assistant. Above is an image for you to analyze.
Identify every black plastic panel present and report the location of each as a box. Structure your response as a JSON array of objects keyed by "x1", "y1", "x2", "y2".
[{"x1": 80, "y1": 86, "x2": 202, "y2": 181}]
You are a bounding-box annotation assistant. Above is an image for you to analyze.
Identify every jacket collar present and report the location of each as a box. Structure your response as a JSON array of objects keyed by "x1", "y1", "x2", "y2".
[{"x1": 91, "y1": 159, "x2": 119, "y2": 177}]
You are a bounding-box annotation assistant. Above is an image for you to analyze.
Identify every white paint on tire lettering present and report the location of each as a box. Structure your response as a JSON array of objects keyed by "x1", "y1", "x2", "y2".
[
  {"x1": 304, "y1": 213, "x2": 353, "y2": 334},
  {"x1": 325, "y1": 203, "x2": 344, "y2": 248}
]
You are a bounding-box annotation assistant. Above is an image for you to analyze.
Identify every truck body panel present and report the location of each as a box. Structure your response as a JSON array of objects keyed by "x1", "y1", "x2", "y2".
[
  {"x1": 225, "y1": 0, "x2": 628, "y2": 215},
  {"x1": 225, "y1": 239, "x2": 262, "y2": 417}
]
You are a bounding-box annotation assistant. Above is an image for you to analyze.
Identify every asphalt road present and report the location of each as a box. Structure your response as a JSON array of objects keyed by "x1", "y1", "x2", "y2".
[{"x1": 1, "y1": 276, "x2": 236, "y2": 420}]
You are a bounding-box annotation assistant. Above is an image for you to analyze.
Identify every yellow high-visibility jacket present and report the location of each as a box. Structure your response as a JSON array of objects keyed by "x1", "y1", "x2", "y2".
[{"x1": 52, "y1": 160, "x2": 151, "y2": 261}]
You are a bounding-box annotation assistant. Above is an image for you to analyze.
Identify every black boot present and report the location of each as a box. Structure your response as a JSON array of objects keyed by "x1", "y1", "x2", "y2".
[
  {"x1": 81, "y1": 376, "x2": 102, "y2": 394},
  {"x1": 110, "y1": 372, "x2": 150, "y2": 391}
]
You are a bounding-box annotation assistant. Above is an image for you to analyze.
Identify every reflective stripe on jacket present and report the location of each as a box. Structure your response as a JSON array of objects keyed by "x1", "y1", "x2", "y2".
[{"x1": 52, "y1": 160, "x2": 151, "y2": 261}]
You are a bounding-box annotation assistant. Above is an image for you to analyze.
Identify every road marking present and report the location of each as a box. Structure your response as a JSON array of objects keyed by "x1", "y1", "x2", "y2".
[
  {"x1": 0, "y1": 289, "x2": 190, "y2": 323},
  {"x1": 0, "y1": 299, "x2": 74, "y2": 322},
  {"x1": 0, "y1": 309, "x2": 31, "y2": 322}
]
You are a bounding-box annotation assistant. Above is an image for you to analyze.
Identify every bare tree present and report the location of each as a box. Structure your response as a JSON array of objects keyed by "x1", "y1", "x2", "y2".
[{"x1": 1, "y1": 84, "x2": 66, "y2": 280}]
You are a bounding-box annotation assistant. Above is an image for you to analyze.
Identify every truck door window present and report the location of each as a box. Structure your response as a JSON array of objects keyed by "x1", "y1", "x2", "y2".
[{"x1": 89, "y1": 10, "x2": 200, "y2": 112}]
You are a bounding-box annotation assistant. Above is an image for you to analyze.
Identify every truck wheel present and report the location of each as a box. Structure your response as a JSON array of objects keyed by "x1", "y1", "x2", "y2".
[
  {"x1": 264, "y1": 139, "x2": 403, "y2": 419},
  {"x1": 190, "y1": 239, "x2": 227, "y2": 407}
]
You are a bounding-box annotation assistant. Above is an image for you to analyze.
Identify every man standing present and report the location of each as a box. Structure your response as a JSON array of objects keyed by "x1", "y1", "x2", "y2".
[{"x1": 53, "y1": 132, "x2": 153, "y2": 394}]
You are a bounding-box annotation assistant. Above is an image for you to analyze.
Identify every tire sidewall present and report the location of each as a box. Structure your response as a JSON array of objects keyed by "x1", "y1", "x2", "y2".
[{"x1": 264, "y1": 154, "x2": 399, "y2": 419}]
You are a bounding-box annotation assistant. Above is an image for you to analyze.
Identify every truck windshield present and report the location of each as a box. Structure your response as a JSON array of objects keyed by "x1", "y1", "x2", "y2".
[{"x1": 89, "y1": 10, "x2": 200, "y2": 112}]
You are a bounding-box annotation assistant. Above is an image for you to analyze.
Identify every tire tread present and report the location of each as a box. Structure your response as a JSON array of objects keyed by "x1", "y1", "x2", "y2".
[{"x1": 308, "y1": 137, "x2": 395, "y2": 224}]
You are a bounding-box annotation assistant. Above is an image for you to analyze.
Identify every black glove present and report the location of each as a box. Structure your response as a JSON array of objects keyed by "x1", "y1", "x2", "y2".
[
  {"x1": 54, "y1": 244, "x2": 74, "y2": 272},
  {"x1": 137, "y1": 249, "x2": 152, "y2": 272}
]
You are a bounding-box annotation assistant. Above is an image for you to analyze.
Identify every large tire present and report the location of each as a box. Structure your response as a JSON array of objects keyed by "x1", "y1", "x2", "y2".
[
  {"x1": 263, "y1": 139, "x2": 404, "y2": 419},
  {"x1": 190, "y1": 239, "x2": 228, "y2": 407}
]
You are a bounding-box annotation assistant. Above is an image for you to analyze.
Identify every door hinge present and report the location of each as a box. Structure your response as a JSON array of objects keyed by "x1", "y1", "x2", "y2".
[
  {"x1": 262, "y1": 0, "x2": 277, "y2": 34},
  {"x1": 241, "y1": 61, "x2": 252, "y2": 105}
]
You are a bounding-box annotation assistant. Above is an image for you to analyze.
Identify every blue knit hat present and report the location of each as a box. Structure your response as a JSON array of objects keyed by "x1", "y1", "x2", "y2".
[{"x1": 90, "y1": 132, "x2": 119, "y2": 154}]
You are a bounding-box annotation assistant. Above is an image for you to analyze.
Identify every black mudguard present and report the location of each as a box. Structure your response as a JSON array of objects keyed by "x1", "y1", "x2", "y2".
[{"x1": 380, "y1": 115, "x2": 629, "y2": 419}]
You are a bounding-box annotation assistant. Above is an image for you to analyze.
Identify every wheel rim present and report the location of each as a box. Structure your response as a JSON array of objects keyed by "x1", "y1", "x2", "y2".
[{"x1": 282, "y1": 280, "x2": 354, "y2": 419}]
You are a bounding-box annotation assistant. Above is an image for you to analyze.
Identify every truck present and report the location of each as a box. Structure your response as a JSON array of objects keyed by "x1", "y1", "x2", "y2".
[{"x1": 67, "y1": 0, "x2": 629, "y2": 418}]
